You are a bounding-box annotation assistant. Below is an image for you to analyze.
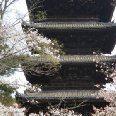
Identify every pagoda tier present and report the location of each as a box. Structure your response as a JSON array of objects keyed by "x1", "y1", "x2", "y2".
[
  {"x1": 22, "y1": 22, "x2": 116, "y2": 54},
  {"x1": 16, "y1": 90, "x2": 109, "y2": 115},
  {"x1": 26, "y1": 0, "x2": 116, "y2": 22},
  {"x1": 23, "y1": 55, "x2": 116, "y2": 89}
]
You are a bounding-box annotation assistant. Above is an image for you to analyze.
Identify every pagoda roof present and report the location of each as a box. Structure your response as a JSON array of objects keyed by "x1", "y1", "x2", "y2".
[
  {"x1": 16, "y1": 90, "x2": 104, "y2": 102},
  {"x1": 26, "y1": 0, "x2": 116, "y2": 22},
  {"x1": 30, "y1": 55, "x2": 116, "y2": 64},
  {"x1": 22, "y1": 22, "x2": 116, "y2": 31}
]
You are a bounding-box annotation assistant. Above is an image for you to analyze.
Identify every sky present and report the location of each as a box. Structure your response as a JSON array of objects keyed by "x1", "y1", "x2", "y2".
[
  {"x1": 1, "y1": 0, "x2": 116, "y2": 93},
  {"x1": 4, "y1": 0, "x2": 29, "y2": 23}
]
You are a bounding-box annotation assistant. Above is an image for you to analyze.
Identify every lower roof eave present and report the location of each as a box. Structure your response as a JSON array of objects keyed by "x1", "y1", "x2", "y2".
[
  {"x1": 16, "y1": 95, "x2": 105, "y2": 103},
  {"x1": 30, "y1": 55, "x2": 116, "y2": 64},
  {"x1": 16, "y1": 90, "x2": 106, "y2": 103}
]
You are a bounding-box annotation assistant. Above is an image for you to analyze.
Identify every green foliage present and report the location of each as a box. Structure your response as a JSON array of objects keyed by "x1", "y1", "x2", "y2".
[
  {"x1": 0, "y1": 44, "x2": 9, "y2": 53},
  {"x1": 22, "y1": 54, "x2": 61, "y2": 84},
  {"x1": 0, "y1": 55, "x2": 29, "y2": 75},
  {"x1": 23, "y1": 54, "x2": 61, "y2": 76},
  {"x1": 33, "y1": 11, "x2": 47, "y2": 21},
  {"x1": 0, "y1": 84, "x2": 15, "y2": 106}
]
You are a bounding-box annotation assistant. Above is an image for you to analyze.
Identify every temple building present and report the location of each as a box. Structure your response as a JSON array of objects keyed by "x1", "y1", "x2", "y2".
[{"x1": 16, "y1": 0, "x2": 116, "y2": 115}]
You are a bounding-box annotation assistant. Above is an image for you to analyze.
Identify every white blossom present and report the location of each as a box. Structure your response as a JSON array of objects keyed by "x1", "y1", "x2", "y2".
[{"x1": 25, "y1": 30, "x2": 61, "y2": 60}]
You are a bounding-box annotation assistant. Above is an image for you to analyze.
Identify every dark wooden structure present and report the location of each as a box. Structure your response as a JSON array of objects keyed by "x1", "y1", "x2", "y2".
[
  {"x1": 16, "y1": 0, "x2": 116, "y2": 115},
  {"x1": 26, "y1": 0, "x2": 116, "y2": 22}
]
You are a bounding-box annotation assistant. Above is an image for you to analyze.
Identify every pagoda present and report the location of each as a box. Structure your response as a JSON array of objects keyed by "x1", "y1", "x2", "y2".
[{"x1": 16, "y1": 0, "x2": 116, "y2": 115}]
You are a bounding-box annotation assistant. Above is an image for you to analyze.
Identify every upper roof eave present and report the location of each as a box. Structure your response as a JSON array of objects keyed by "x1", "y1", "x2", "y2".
[{"x1": 22, "y1": 21, "x2": 116, "y2": 31}]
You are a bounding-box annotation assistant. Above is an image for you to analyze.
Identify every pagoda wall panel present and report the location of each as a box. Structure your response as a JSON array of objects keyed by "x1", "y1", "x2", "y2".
[{"x1": 42, "y1": 31, "x2": 116, "y2": 54}]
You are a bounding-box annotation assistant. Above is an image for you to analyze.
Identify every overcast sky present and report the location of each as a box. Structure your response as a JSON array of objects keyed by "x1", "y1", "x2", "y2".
[{"x1": 4, "y1": 0, "x2": 29, "y2": 26}]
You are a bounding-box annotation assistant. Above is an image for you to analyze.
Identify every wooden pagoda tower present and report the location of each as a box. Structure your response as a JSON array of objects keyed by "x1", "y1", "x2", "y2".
[{"x1": 16, "y1": 0, "x2": 116, "y2": 115}]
